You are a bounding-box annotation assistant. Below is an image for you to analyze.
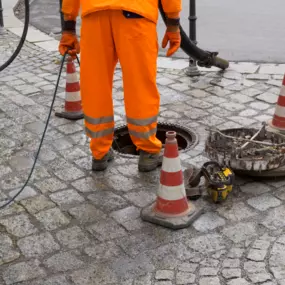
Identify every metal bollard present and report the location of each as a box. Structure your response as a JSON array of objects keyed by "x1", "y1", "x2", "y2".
[
  {"x1": 186, "y1": 0, "x2": 200, "y2": 77},
  {"x1": 0, "y1": 0, "x2": 4, "y2": 28}
]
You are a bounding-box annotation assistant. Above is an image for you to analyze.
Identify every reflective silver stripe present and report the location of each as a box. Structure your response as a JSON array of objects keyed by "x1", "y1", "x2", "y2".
[
  {"x1": 85, "y1": 127, "x2": 114, "y2": 138},
  {"x1": 84, "y1": 115, "x2": 114, "y2": 125},
  {"x1": 127, "y1": 115, "x2": 157, "y2": 126},
  {"x1": 129, "y1": 127, "x2": 157, "y2": 139}
]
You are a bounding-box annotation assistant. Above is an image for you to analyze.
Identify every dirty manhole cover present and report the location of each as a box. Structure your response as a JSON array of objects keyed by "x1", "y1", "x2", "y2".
[{"x1": 112, "y1": 122, "x2": 198, "y2": 156}]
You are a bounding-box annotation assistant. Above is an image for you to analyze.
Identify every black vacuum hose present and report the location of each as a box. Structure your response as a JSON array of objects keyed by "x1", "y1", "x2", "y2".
[
  {"x1": 0, "y1": 0, "x2": 29, "y2": 72},
  {"x1": 158, "y1": 0, "x2": 229, "y2": 70}
]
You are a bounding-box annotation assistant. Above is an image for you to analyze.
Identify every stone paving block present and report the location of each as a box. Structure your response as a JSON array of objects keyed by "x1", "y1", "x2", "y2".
[
  {"x1": 267, "y1": 80, "x2": 281, "y2": 87},
  {"x1": 222, "y1": 268, "x2": 242, "y2": 279},
  {"x1": 230, "y1": 62, "x2": 259, "y2": 74},
  {"x1": 217, "y1": 202, "x2": 257, "y2": 221},
  {"x1": 199, "y1": 277, "x2": 221, "y2": 285},
  {"x1": 56, "y1": 123, "x2": 83, "y2": 135},
  {"x1": 9, "y1": 186, "x2": 38, "y2": 201},
  {"x1": 124, "y1": 190, "x2": 156, "y2": 207},
  {"x1": 176, "y1": 271, "x2": 196, "y2": 284},
  {"x1": 198, "y1": 114, "x2": 225, "y2": 126},
  {"x1": 250, "y1": 101, "x2": 270, "y2": 110},
  {"x1": 0, "y1": 204, "x2": 25, "y2": 218},
  {"x1": 157, "y1": 77, "x2": 176, "y2": 85},
  {"x1": 156, "y1": 270, "x2": 174, "y2": 280},
  {"x1": 193, "y1": 212, "x2": 225, "y2": 233},
  {"x1": 227, "y1": 279, "x2": 250, "y2": 285},
  {"x1": 252, "y1": 239, "x2": 271, "y2": 250},
  {"x1": 186, "y1": 98, "x2": 213, "y2": 109},
  {"x1": 154, "y1": 282, "x2": 172, "y2": 285},
  {"x1": 20, "y1": 195, "x2": 55, "y2": 214},
  {"x1": 160, "y1": 110, "x2": 181, "y2": 119},
  {"x1": 0, "y1": 214, "x2": 38, "y2": 237},
  {"x1": 229, "y1": 116, "x2": 257, "y2": 125},
  {"x1": 17, "y1": 232, "x2": 60, "y2": 258},
  {"x1": 134, "y1": 273, "x2": 153, "y2": 285},
  {"x1": 35, "y1": 177, "x2": 67, "y2": 193},
  {"x1": 259, "y1": 64, "x2": 285, "y2": 74},
  {"x1": 54, "y1": 166, "x2": 85, "y2": 181},
  {"x1": 220, "y1": 102, "x2": 245, "y2": 112},
  {"x1": 44, "y1": 251, "x2": 85, "y2": 272},
  {"x1": 49, "y1": 189, "x2": 85, "y2": 206},
  {"x1": 240, "y1": 182, "x2": 271, "y2": 195},
  {"x1": 51, "y1": 137, "x2": 73, "y2": 150},
  {"x1": 3, "y1": 259, "x2": 46, "y2": 285},
  {"x1": 257, "y1": 92, "x2": 278, "y2": 104},
  {"x1": 84, "y1": 241, "x2": 122, "y2": 262},
  {"x1": 184, "y1": 108, "x2": 209, "y2": 119},
  {"x1": 262, "y1": 206, "x2": 285, "y2": 230},
  {"x1": 178, "y1": 262, "x2": 199, "y2": 273},
  {"x1": 70, "y1": 264, "x2": 119, "y2": 285},
  {"x1": 56, "y1": 226, "x2": 90, "y2": 249},
  {"x1": 28, "y1": 275, "x2": 71, "y2": 285},
  {"x1": 8, "y1": 155, "x2": 34, "y2": 171},
  {"x1": 247, "y1": 194, "x2": 281, "y2": 211},
  {"x1": 247, "y1": 249, "x2": 267, "y2": 261},
  {"x1": 246, "y1": 74, "x2": 271, "y2": 80},
  {"x1": 25, "y1": 121, "x2": 45, "y2": 134},
  {"x1": 254, "y1": 114, "x2": 272, "y2": 122},
  {"x1": 222, "y1": 223, "x2": 257, "y2": 243},
  {"x1": 223, "y1": 259, "x2": 240, "y2": 268},
  {"x1": 185, "y1": 234, "x2": 227, "y2": 254},
  {"x1": 106, "y1": 175, "x2": 141, "y2": 192},
  {"x1": 199, "y1": 267, "x2": 218, "y2": 276},
  {"x1": 248, "y1": 272, "x2": 272, "y2": 283},
  {"x1": 35, "y1": 208, "x2": 70, "y2": 230},
  {"x1": 0, "y1": 234, "x2": 20, "y2": 265},
  {"x1": 110, "y1": 206, "x2": 141, "y2": 225},
  {"x1": 88, "y1": 191, "x2": 129, "y2": 212},
  {"x1": 88, "y1": 218, "x2": 127, "y2": 241},
  {"x1": 68, "y1": 203, "x2": 106, "y2": 223},
  {"x1": 188, "y1": 89, "x2": 210, "y2": 98},
  {"x1": 59, "y1": 147, "x2": 87, "y2": 161}
]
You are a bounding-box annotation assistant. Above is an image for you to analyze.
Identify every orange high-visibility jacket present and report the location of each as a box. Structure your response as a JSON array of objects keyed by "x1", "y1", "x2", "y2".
[{"x1": 62, "y1": 0, "x2": 182, "y2": 23}]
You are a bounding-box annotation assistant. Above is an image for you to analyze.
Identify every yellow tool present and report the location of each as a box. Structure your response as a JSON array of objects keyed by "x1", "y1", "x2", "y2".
[{"x1": 202, "y1": 162, "x2": 234, "y2": 203}]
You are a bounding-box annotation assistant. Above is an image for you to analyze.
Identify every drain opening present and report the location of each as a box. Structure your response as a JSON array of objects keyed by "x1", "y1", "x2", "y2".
[{"x1": 112, "y1": 122, "x2": 198, "y2": 156}]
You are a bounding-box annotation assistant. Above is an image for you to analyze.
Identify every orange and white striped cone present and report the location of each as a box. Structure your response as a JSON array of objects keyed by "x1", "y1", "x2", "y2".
[
  {"x1": 268, "y1": 74, "x2": 285, "y2": 132},
  {"x1": 141, "y1": 131, "x2": 203, "y2": 230},
  {"x1": 55, "y1": 56, "x2": 84, "y2": 120}
]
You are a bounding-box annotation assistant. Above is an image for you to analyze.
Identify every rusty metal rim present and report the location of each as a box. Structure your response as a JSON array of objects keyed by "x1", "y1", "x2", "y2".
[
  {"x1": 205, "y1": 127, "x2": 285, "y2": 172},
  {"x1": 112, "y1": 121, "x2": 199, "y2": 158}
]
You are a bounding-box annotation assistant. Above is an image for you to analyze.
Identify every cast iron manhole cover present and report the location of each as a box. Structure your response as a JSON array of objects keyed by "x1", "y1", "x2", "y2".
[{"x1": 112, "y1": 122, "x2": 198, "y2": 157}]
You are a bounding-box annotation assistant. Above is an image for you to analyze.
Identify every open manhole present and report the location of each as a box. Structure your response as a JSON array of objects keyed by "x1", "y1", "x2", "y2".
[{"x1": 112, "y1": 122, "x2": 198, "y2": 156}]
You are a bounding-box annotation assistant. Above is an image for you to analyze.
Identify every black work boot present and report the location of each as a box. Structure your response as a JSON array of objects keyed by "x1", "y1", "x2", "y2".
[
  {"x1": 138, "y1": 150, "x2": 162, "y2": 172},
  {"x1": 92, "y1": 149, "x2": 115, "y2": 171}
]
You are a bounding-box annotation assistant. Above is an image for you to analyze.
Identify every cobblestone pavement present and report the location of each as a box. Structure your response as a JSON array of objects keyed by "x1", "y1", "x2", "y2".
[{"x1": 2, "y1": 29, "x2": 285, "y2": 285}]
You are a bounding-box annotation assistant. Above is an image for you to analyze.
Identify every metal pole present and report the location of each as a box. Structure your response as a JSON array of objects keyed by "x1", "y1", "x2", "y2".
[
  {"x1": 0, "y1": 0, "x2": 4, "y2": 28},
  {"x1": 59, "y1": 0, "x2": 64, "y2": 32},
  {"x1": 186, "y1": 0, "x2": 200, "y2": 77}
]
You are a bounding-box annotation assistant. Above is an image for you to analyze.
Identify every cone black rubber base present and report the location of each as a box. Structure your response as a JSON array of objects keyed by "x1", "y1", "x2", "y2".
[
  {"x1": 55, "y1": 111, "x2": 84, "y2": 121},
  {"x1": 141, "y1": 202, "x2": 204, "y2": 230}
]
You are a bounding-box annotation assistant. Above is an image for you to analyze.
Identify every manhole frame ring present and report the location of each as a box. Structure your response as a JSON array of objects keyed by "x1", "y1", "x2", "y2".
[{"x1": 112, "y1": 121, "x2": 199, "y2": 158}]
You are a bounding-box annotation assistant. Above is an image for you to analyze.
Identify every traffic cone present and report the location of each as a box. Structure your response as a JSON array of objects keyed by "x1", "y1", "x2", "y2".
[
  {"x1": 268, "y1": 74, "x2": 285, "y2": 132},
  {"x1": 141, "y1": 131, "x2": 203, "y2": 230},
  {"x1": 55, "y1": 56, "x2": 84, "y2": 120}
]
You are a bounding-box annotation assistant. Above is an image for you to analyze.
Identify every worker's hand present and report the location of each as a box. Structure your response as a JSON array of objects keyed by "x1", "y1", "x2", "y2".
[
  {"x1": 162, "y1": 26, "x2": 181, "y2": 57},
  {"x1": 59, "y1": 32, "x2": 80, "y2": 58}
]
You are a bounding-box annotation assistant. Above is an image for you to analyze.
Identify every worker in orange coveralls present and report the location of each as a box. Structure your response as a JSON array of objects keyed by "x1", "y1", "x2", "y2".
[{"x1": 59, "y1": 0, "x2": 182, "y2": 172}]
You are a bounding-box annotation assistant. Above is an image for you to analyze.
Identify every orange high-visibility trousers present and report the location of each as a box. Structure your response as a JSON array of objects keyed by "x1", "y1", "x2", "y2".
[{"x1": 80, "y1": 10, "x2": 162, "y2": 159}]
